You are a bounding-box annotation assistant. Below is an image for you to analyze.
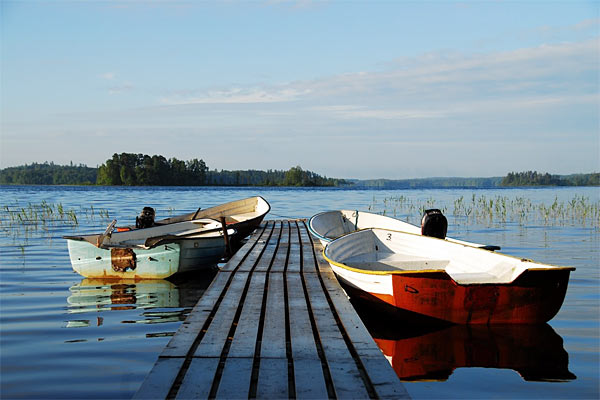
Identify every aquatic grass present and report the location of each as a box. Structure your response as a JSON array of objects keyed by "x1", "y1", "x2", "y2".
[
  {"x1": 0, "y1": 201, "x2": 111, "y2": 241},
  {"x1": 370, "y1": 194, "x2": 600, "y2": 229}
]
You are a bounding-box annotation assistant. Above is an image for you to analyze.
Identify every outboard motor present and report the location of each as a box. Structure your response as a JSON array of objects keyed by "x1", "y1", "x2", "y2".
[
  {"x1": 136, "y1": 207, "x2": 155, "y2": 229},
  {"x1": 421, "y1": 209, "x2": 447, "y2": 239}
]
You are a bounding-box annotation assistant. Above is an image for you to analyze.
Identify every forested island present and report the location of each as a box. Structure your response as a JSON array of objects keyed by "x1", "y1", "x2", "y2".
[
  {"x1": 0, "y1": 162, "x2": 97, "y2": 185},
  {"x1": 500, "y1": 171, "x2": 599, "y2": 187},
  {"x1": 0, "y1": 155, "x2": 598, "y2": 188},
  {"x1": 0, "y1": 153, "x2": 345, "y2": 187}
]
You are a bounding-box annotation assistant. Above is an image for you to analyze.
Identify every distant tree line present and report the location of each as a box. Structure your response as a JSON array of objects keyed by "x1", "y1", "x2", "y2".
[
  {"x1": 206, "y1": 166, "x2": 343, "y2": 186},
  {"x1": 501, "y1": 171, "x2": 599, "y2": 187},
  {"x1": 2, "y1": 160, "x2": 597, "y2": 187},
  {"x1": 0, "y1": 162, "x2": 97, "y2": 185},
  {"x1": 0, "y1": 153, "x2": 345, "y2": 187}
]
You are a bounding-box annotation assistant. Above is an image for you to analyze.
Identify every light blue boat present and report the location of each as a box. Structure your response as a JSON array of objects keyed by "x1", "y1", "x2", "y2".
[
  {"x1": 65, "y1": 197, "x2": 270, "y2": 279},
  {"x1": 65, "y1": 219, "x2": 234, "y2": 279}
]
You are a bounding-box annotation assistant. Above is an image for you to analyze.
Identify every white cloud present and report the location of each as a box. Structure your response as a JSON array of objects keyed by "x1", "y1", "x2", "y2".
[
  {"x1": 306, "y1": 39, "x2": 597, "y2": 117},
  {"x1": 160, "y1": 87, "x2": 311, "y2": 105},
  {"x1": 573, "y1": 18, "x2": 600, "y2": 31},
  {"x1": 100, "y1": 72, "x2": 116, "y2": 80},
  {"x1": 314, "y1": 107, "x2": 448, "y2": 121}
]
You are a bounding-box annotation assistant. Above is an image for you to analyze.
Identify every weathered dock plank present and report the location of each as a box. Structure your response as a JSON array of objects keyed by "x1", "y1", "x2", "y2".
[
  {"x1": 215, "y1": 357, "x2": 254, "y2": 399},
  {"x1": 256, "y1": 358, "x2": 289, "y2": 399},
  {"x1": 134, "y1": 357, "x2": 184, "y2": 400},
  {"x1": 226, "y1": 272, "x2": 267, "y2": 358},
  {"x1": 293, "y1": 358, "x2": 330, "y2": 399},
  {"x1": 192, "y1": 271, "x2": 249, "y2": 358},
  {"x1": 175, "y1": 357, "x2": 219, "y2": 399},
  {"x1": 287, "y1": 273, "x2": 319, "y2": 360},
  {"x1": 134, "y1": 219, "x2": 409, "y2": 400}
]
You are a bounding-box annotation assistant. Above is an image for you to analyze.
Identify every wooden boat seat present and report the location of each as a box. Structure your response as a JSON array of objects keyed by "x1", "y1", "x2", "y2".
[
  {"x1": 447, "y1": 272, "x2": 498, "y2": 284},
  {"x1": 378, "y1": 253, "x2": 450, "y2": 271},
  {"x1": 446, "y1": 261, "x2": 521, "y2": 284},
  {"x1": 344, "y1": 253, "x2": 450, "y2": 272},
  {"x1": 228, "y1": 211, "x2": 262, "y2": 221}
]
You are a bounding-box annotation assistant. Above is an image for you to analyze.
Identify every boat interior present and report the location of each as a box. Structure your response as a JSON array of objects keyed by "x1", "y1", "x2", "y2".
[
  {"x1": 310, "y1": 211, "x2": 358, "y2": 240},
  {"x1": 158, "y1": 196, "x2": 270, "y2": 225},
  {"x1": 343, "y1": 252, "x2": 450, "y2": 272},
  {"x1": 66, "y1": 218, "x2": 226, "y2": 248},
  {"x1": 325, "y1": 229, "x2": 568, "y2": 285}
]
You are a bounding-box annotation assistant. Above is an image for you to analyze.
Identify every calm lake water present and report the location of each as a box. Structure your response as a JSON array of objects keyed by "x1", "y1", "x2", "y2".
[{"x1": 1, "y1": 185, "x2": 598, "y2": 399}]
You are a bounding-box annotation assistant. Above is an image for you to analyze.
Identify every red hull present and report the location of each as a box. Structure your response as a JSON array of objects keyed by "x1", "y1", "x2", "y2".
[{"x1": 342, "y1": 269, "x2": 572, "y2": 324}]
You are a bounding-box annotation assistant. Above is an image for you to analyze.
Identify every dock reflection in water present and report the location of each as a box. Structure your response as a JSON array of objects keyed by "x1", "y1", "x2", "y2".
[{"x1": 353, "y1": 301, "x2": 576, "y2": 383}]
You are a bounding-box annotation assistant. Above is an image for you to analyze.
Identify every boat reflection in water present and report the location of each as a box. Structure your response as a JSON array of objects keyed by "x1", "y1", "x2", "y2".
[
  {"x1": 66, "y1": 268, "x2": 218, "y2": 329},
  {"x1": 352, "y1": 300, "x2": 576, "y2": 383}
]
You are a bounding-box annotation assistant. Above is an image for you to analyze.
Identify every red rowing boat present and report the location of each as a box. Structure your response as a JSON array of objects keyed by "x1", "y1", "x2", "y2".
[{"x1": 323, "y1": 228, "x2": 574, "y2": 324}]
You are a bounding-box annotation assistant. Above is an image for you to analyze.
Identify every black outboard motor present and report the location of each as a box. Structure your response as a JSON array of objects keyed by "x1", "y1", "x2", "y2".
[
  {"x1": 421, "y1": 209, "x2": 447, "y2": 239},
  {"x1": 136, "y1": 207, "x2": 156, "y2": 229}
]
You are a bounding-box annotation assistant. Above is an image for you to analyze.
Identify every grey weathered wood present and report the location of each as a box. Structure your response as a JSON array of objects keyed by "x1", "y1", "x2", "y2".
[
  {"x1": 133, "y1": 357, "x2": 184, "y2": 399},
  {"x1": 237, "y1": 222, "x2": 274, "y2": 273},
  {"x1": 314, "y1": 237, "x2": 410, "y2": 398},
  {"x1": 136, "y1": 219, "x2": 410, "y2": 400},
  {"x1": 293, "y1": 359, "x2": 329, "y2": 400},
  {"x1": 260, "y1": 272, "x2": 287, "y2": 358},
  {"x1": 287, "y1": 222, "x2": 302, "y2": 273},
  {"x1": 194, "y1": 272, "x2": 250, "y2": 357},
  {"x1": 160, "y1": 271, "x2": 232, "y2": 357},
  {"x1": 221, "y1": 222, "x2": 269, "y2": 272},
  {"x1": 270, "y1": 221, "x2": 289, "y2": 273},
  {"x1": 287, "y1": 273, "x2": 319, "y2": 360},
  {"x1": 361, "y1": 356, "x2": 412, "y2": 399},
  {"x1": 255, "y1": 221, "x2": 281, "y2": 272},
  {"x1": 299, "y1": 223, "x2": 318, "y2": 274},
  {"x1": 175, "y1": 357, "x2": 220, "y2": 399},
  {"x1": 302, "y1": 275, "x2": 347, "y2": 352},
  {"x1": 327, "y1": 360, "x2": 371, "y2": 399},
  {"x1": 286, "y1": 268, "x2": 330, "y2": 398},
  {"x1": 227, "y1": 272, "x2": 267, "y2": 358},
  {"x1": 215, "y1": 358, "x2": 254, "y2": 399},
  {"x1": 256, "y1": 358, "x2": 288, "y2": 399},
  {"x1": 301, "y1": 264, "x2": 372, "y2": 396},
  {"x1": 315, "y1": 255, "x2": 384, "y2": 358}
]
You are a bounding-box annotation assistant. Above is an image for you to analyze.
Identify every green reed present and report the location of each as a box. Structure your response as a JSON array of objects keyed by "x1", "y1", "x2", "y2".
[
  {"x1": 0, "y1": 201, "x2": 111, "y2": 238},
  {"x1": 369, "y1": 194, "x2": 600, "y2": 228}
]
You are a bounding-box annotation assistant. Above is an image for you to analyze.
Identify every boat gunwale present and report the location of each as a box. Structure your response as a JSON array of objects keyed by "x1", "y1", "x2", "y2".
[{"x1": 159, "y1": 195, "x2": 271, "y2": 224}]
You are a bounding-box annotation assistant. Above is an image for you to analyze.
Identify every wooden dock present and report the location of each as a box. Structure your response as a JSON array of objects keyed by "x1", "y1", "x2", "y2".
[{"x1": 135, "y1": 220, "x2": 409, "y2": 399}]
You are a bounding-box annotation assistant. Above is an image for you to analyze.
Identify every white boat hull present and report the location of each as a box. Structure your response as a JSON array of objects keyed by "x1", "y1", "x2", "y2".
[{"x1": 308, "y1": 209, "x2": 498, "y2": 249}]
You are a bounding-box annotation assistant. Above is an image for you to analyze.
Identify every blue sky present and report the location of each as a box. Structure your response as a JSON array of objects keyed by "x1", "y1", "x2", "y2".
[{"x1": 1, "y1": 1, "x2": 598, "y2": 179}]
